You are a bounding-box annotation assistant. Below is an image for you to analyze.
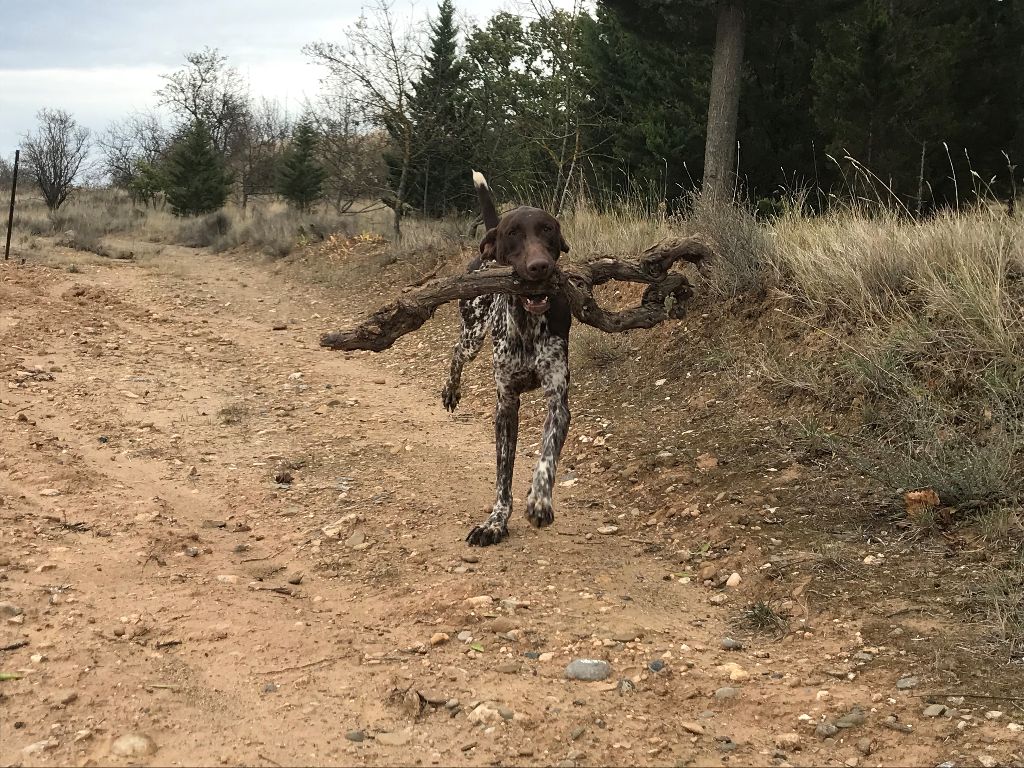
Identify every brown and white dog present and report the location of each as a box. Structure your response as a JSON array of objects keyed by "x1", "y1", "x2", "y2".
[{"x1": 442, "y1": 171, "x2": 572, "y2": 545}]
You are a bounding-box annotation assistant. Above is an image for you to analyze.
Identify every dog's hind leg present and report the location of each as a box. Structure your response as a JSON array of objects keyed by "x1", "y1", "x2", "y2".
[
  {"x1": 442, "y1": 294, "x2": 492, "y2": 412},
  {"x1": 525, "y1": 353, "x2": 571, "y2": 529},
  {"x1": 467, "y1": 383, "x2": 520, "y2": 546}
]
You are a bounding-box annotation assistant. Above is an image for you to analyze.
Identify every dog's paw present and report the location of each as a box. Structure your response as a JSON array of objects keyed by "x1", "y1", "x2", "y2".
[
  {"x1": 525, "y1": 496, "x2": 555, "y2": 528},
  {"x1": 441, "y1": 381, "x2": 461, "y2": 412},
  {"x1": 466, "y1": 521, "x2": 508, "y2": 547}
]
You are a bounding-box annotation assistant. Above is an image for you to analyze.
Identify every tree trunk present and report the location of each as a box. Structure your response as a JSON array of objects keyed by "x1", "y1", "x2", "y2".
[
  {"x1": 393, "y1": 133, "x2": 412, "y2": 239},
  {"x1": 702, "y1": 1, "x2": 746, "y2": 203}
]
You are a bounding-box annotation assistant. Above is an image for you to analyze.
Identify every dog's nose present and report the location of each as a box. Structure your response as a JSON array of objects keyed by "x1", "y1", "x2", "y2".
[{"x1": 526, "y1": 260, "x2": 552, "y2": 280}]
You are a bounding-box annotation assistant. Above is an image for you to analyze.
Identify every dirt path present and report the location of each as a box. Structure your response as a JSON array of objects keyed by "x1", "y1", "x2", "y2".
[{"x1": 1, "y1": 248, "x2": 1019, "y2": 767}]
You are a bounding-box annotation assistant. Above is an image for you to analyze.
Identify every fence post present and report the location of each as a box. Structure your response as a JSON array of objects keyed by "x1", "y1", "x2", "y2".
[{"x1": 4, "y1": 149, "x2": 19, "y2": 261}]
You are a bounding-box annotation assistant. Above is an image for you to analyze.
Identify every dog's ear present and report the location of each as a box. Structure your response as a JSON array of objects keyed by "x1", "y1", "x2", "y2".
[
  {"x1": 480, "y1": 227, "x2": 498, "y2": 261},
  {"x1": 559, "y1": 233, "x2": 570, "y2": 253}
]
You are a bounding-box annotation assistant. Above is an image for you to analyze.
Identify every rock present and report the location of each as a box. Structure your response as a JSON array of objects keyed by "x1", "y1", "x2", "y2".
[
  {"x1": 1007, "y1": 722, "x2": 1024, "y2": 733},
  {"x1": 376, "y1": 730, "x2": 411, "y2": 746},
  {"x1": 345, "y1": 730, "x2": 365, "y2": 742},
  {"x1": 274, "y1": 470, "x2": 293, "y2": 484},
  {"x1": 39, "y1": 488, "x2": 61, "y2": 497},
  {"x1": 490, "y1": 617, "x2": 515, "y2": 633},
  {"x1": 597, "y1": 525, "x2": 619, "y2": 535},
  {"x1": 496, "y1": 662, "x2": 520, "y2": 674},
  {"x1": 896, "y1": 675, "x2": 919, "y2": 690},
  {"x1": 346, "y1": 531, "x2": 366, "y2": 548},
  {"x1": 836, "y1": 709, "x2": 867, "y2": 728},
  {"x1": 611, "y1": 628, "x2": 641, "y2": 643},
  {"x1": 977, "y1": 756, "x2": 998, "y2": 768},
  {"x1": 463, "y1": 595, "x2": 493, "y2": 609},
  {"x1": 457, "y1": 630, "x2": 473, "y2": 643},
  {"x1": 617, "y1": 679, "x2": 636, "y2": 695},
  {"x1": 287, "y1": 572, "x2": 304, "y2": 585},
  {"x1": 716, "y1": 662, "x2": 749, "y2": 682},
  {"x1": 0, "y1": 602, "x2": 23, "y2": 618},
  {"x1": 185, "y1": 546, "x2": 200, "y2": 557},
  {"x1": 22, "y1": 738, "x2": 60, "y2": 756},
  {"x1": 497, "y1": 706, "x2": 515, "y2": 721},
  {"x1": 720, "y1": 637, "x2": 743, "y2": 651},
  {"x1": 923, "y1": 705, "x2": 947, "y2": 718},
  {"x1": 216, "y1": 574, "x2": 239, "y2": 584},
  {"x1": 853, "y1": 652, "x2": 874, "y2": 662},
  {"x1": 725, "y1": 572, "x2": 742, "y2": 588},
  {"x1": 538, "y1": 652, "x2": 555, "y2": 662},
  {"x1": 468, "y1": 702, "x2": 503, "y2": 725},
  {"x1": 774, "y1": 733, "x2": 801, "y2": 751},
  {"x1": 714, "y1": 687, "x2": 739, "y2": 700},
  {"x1": 985, "y1": 710, "x2": 1003, "y2": 720},
  {"x1": 709, "y1": 594, "x2": 728, "y2": 605},
  {"x1": 648, "y1": 659, "x2": 666, "y2": 673},
  {"x1": 682, "y1": 722, "x2": 706, "y2": 735},
  {"x1": 461, "y1": 554, "x2": 480, "y2": 564},
  {"x1": 882, "y1": 716, "x2": 913, "y2": 734},
  {"x1": 430, "y1": 632, "x2": 449, "y2": 646},
  {"x1": 815, "y1": 722, "x2": 838, "y2": 739},
  {"x1": 565, "y1": 659, "x2": 611, "y2": 681},
  {"x1": 263, "y1": 682, "x2": 278, "y2": 693},
  {"x1": 110, "y1": 733, "x2": 158, "y2": 757},
  {"x1": 56, "y1": 690, "x2": 79, "y2": 706},
  {"x1": 855, "y1": 738, "x2": 874, "y2": 756}
]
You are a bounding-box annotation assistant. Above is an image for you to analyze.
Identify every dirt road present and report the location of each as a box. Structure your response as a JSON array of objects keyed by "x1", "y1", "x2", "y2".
[{"x1": 1, "y1": 246, "x2": 1019, "y2": 767}]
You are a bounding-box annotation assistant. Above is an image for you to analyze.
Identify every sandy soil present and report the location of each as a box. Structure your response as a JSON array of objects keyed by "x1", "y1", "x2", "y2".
[{"x1": 1, "y1": 244, "x2": 1022, "y2": 767}]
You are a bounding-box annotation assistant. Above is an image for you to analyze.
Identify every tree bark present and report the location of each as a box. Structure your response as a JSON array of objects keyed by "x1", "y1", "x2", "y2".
[
  {"x1": 702, "y1": 1, "x2": 746, "y2": 203},
  {"x1": 320, "y1": 236, "x2": 712, "y2": 352}
]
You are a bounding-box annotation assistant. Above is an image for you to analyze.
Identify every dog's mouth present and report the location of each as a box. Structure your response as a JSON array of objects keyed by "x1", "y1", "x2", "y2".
[{"x1": 520, "y1": 294, "x2": 550, "y2": 314}]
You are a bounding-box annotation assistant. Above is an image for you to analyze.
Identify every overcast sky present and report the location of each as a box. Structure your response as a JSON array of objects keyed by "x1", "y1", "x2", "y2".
[{"x1": 0, "y1": 0, "x2": 578, "y2": 160}]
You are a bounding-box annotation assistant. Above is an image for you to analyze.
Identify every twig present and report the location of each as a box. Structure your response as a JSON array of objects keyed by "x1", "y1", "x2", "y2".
[
  {"x1": 257, "y1": 656, "x2": 343, "y2": 675},
  {"x1": 242, "y1": 546, "x2": 288, "y2": 563},
  {"x1": 258, "y1": 753, "x2": 283, "y2": 767},
  {"x1": 918, "y1": 692, "x2": 1024, "y2": 702}
]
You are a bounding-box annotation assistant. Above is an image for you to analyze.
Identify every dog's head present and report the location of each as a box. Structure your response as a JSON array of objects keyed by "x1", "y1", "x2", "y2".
[{"x1": 479, "y1": 206, "x2": 569, "y2": 315}]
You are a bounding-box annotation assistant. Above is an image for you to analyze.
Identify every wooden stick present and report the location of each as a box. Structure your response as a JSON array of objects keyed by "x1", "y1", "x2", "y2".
[{"x1": 320, "y1": 236, "x2": 713, "y2": 352}]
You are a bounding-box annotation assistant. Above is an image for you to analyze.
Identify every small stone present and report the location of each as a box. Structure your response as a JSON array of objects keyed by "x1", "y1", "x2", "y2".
[
  {"x1": 682, "y1": 722, "x2": 705, "y2": 735},
  {"x1": 855, "y1": 737, "x2": 873, "y2": 756},
  {"x1": 923, "y1": 704, "x2": 947, "y2": 718},
  {"x1": 468, "y1": 702, "x2": 503, "y2": 725},
  {"x1": 497, "y1": 706, "x2": 514, "y2": 720},
  {"x1": 815, "y1": 722, "x2": 838, "y2": 739},
  {"x1": 720, "y1": 637, "x2": 743, "y2": 651},
  {"x1": 565, "y1": 659, "x2": 611, "y2": 681},
  {"x1": 896, "y1": 675, "x2": 919, "y2": 690},
  {"x1": 457, "y1": 630, "x2": 473, "y2": 643},
  {"x1": 110, "y1": 733, "x2": 158, "y2": 758},
  {"x1": 984, "y1": 710, "x2": 1003, "y2": 720},
  {"x1": 446, "y1": 698, "x2": 460, "y2": 710},
  {"x1": 185, "y1": 546, "x2": 200, "y2": 557},
  {"x1": 648, "y1": 659, "x2": 666, "y2": 673},
  {"x1": 263, "y1": 682, "x2": 278, "y2": 693},
  {"x1": 497, "y1": 662, "x2": 520, "y2": 674},
  {"x1": 39, "y1": 488, "x2": 61, "y2": 497},
  {"x1": 461, "y1": 554, "x2": 480, "y2": 564},
  {"x1": 56, "y1": 690, "x2": 78, "y2": 706},
  {"x1": 345, "y1": 730, "x2": 365, "y2": 742},
  {"x1": 463, "y1": 595, "x2": 493, "y2": 609},
  {"x1": 853, "y1": 652, "x2": 874, "y2": 662},
  {"x1": 725, "y1": 572, "x2": 741, "y2": 588},
  {"x1": 346, "y1": 531, "x2": 366, "y2": 548},
  {"x1": 22, "y1": 739, "x2": 60, "y2": 756},
  {"x1": 1007, "y1": 723, "x2": 1023, "y2": 733},
  {"x1": 0, "y1": 602, "x2": 23, "y2": 618},
  {"x1": 774, "y1": 732, "x2": 801, "y2": 751},
  {"x1": 836, "y1": 709, "x2": 867, "y2": 728},
  {"x1": 597, "y1": 525, "x2": 619, "y2": 535},
  {"x1": 376, "y1": 730, "x2": 411, "y2": 747},
  {"x1": 287, "y1": 572, "x2": 304, "y2": 585},
  {"x1": 978, "y1": 756, "x2": 998, "y2": 768},
  {"x1": 430, "y1": 632, "x2": 449, "y2": 646},
  {"x1": 538, "y1": 652, "x2": 555, "y2": 662},
  {"x1": 714, "y1": 687, "x2": 739, "y2": 700},
  {"x1": 709, "y1": 594, "x2": 728, "y2": 605},
  {"x1": 216, "y1": 574, "x2": 239, "y2": 584}
]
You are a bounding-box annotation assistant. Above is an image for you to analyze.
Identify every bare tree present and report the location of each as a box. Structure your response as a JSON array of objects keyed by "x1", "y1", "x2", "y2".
[
  {"x1": 157, "y1": 48, "x2": 249, "y2": 156},
  {"x1": 0, "y1": 156, "x2": 12, "y2": 187},
  {"x1": 22, "y1": 108, "x2": 92, "y2": 211},
  {"x1": 701, "y1": 0, "x2": 746, "y2": 203},
  {"x1": 305, "y1": 0, "x2": 420, "y2": 237},
  {"x1": 311, "y1": 88, "x2": 387, "y2": 212},
  {"x1": 99, "y1": 111, "x2": 169, "y2": 192},
  {"x1": 235, "y1": 97, "x2": 291, "y2": 209}
]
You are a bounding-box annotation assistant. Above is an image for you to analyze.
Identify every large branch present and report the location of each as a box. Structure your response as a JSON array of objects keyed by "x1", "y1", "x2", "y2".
[{"x1": 320, "y1": 236, "x2": 712, "y2": 352}]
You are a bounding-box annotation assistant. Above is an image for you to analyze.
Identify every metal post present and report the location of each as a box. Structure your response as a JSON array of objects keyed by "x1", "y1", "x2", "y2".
[{"x1": 4, "y1": 149, "x2": 19, "y2": 261}]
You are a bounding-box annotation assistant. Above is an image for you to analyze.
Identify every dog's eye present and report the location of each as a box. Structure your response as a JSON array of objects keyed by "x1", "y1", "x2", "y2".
[
  {"x1": 542, "y1": 224, "x2": 553, "y2": 233},
  {"x1": 507, "y1": 227, "x2": 520, "y2": 238}
]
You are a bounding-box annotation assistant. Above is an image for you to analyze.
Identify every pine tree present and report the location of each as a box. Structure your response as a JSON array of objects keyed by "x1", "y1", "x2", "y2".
[
  {"x1": 404, "y1": 0, "x2": 468, "y2": 215},
  {"x1": 276, "y1": 121, "x2": 327, "y2": 212},
  {"x1": 164, "y1": 120, "x2": 232, "y2": 216}
]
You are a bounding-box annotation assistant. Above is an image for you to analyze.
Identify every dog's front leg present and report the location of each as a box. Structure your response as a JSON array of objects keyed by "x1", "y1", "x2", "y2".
[
  {"x1": 442, "y1": 295, "x2": 492, "y2": 412},
  {"x1": 525, "y1": 360, "x2": 570, "y2": 528},
  {"x1": 466, "y1": 386, "x2": 519, "y2": 546}
]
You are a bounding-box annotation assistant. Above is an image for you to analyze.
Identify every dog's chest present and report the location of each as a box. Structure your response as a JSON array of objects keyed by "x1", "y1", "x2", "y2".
[{"x1": 490, "y1": 296, "x2": 566, "y2": 375}]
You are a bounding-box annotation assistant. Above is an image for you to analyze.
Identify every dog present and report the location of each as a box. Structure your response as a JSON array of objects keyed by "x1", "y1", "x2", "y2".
[{"x1": 442, "y1": 171, "x2": 572, "y2": 546}]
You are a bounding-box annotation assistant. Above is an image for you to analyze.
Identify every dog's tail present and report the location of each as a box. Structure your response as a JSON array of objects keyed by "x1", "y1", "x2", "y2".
[{"x1": 472, "y1": 170, "x2": 500, "y2": 231}]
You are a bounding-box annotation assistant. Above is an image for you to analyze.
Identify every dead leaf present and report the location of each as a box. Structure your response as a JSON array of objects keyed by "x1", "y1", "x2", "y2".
[
  {"x1": 904, "y1": 488, "x2": 940, "y2": 519},
  {"x1": 696, "y1": 453, "x2": 718, "y2": 471}
]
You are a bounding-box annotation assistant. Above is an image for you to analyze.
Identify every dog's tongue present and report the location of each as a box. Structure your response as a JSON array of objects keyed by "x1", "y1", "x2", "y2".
[{"x1": 521, "y1": 295, "x2": 550, "y2": 314}]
